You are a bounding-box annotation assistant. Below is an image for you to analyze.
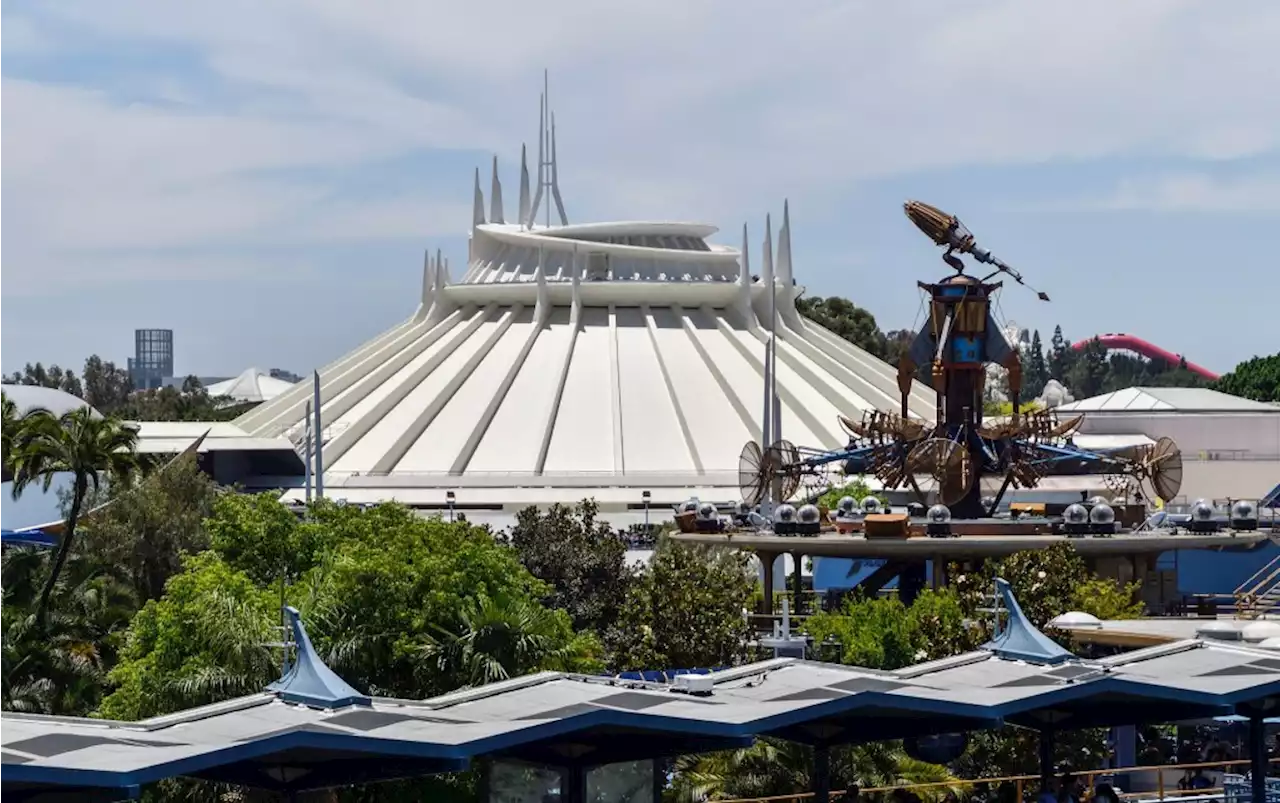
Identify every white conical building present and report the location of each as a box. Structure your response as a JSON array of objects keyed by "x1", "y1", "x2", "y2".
[{"x1": 221, "y1": 88, "x2": 935, "y2": 521}]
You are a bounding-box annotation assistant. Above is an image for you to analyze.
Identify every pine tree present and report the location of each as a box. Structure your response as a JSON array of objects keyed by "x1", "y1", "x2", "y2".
[
  {"x1": 1047, "y1": 325, "x2": 1073, "y2": 382},
  {"x1": 1026, "y1": 330, "x2": 1049, "y2": 399}
]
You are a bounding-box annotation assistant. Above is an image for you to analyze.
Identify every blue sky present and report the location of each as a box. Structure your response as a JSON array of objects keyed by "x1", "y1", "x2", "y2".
[{"x1": 3, "y1": 0, "x2": 1277, "y2": 380}]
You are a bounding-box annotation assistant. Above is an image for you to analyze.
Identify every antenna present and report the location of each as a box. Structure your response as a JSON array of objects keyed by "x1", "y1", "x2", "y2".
[{"x1": 526, "y1": 70, "x2": 567, "y2": 227}]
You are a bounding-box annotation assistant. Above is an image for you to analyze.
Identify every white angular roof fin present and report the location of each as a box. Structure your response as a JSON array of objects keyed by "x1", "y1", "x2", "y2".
[
  {"x1": 518, "y1": 143, "x2": 531, "y2": 228},
  {"x1": 472, "y1": 167, "x2": 486, "y2": 228},
  {"x1": 489, "y1": 155, "x2": 505, "y2": 225},
  {"x1": 550, "y1": 111, "x2": 568, "y2": 226}
]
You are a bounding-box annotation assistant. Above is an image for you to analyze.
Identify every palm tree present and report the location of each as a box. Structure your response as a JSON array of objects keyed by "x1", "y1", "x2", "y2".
[
  {"x1": 8, "y1": 407, "x2": 139, "y2": 627},
  {"x1": 2, "y1": 547, "x2": 136, "y2": 715},
  {"x1": 421, "y1": 596, "x2": 590, "y2": 688},
  {"x1": 670, "y1": 738, "x2": 963, "y2": 802}
]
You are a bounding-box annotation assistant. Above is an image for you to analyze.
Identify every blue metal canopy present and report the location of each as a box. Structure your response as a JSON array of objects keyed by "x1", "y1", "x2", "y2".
[
  {"x1": 267, "y1": 606, "x2": 371, "y2": 708},
  {"x1": 981, "y1": 577, "x2": 1075, "y2": 665},
  {"x1": 0, "y1": 529, "x2": 56, "y2": 548}
]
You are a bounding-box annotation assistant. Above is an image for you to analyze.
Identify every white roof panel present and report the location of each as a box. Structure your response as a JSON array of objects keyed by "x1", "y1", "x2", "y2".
[{"x1": 1060, "y1": 387, "x2": 1279, "y2": 414}]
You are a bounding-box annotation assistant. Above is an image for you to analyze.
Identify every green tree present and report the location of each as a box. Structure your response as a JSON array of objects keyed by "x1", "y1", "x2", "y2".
[
  {"x1": 606, "y1": 538, "x2": 754, "y2": 671},
  {"x1": 4, "y1": 362, "x2": 84, "y2": 398},
  {"x1": 77, "y1": 453, "x2": 221, "y2": 603},
  {"x1": 114, "y1": 382, "x2": 247, "y2": 422},
  {"x1": 796, "y1": 296, "x2": 888, "y2": 358},
  {"x1": 100, "y1": 552, "x2": 278, "y2": 720},
  {"x1": 804, "y1": 589, "x2": 977, "y2": 670},
  {"x1": 421, "y1": 596, "x2": 598, "y2": 688},
  {"x1": 949, "y1": 542, "x2": 1143, "y2": 633},
  {"x1": 1047, "y1": 325, "x2": 1073, "y2": 383},
  {"x1": 8, "y1": 408, "x2": 140, "y2": 628},
  {"x1": 1213, "y1": 353, "x2": 1280, "y2": 402},
  {"x1": 103, "y1": 500, "x2": 600, "y2": 718},
  {"x1": 1067, "y1": 337, "x2": 1110, "y2": 399},
  {"x1": 506, "y1": 500, "x2": 633, "y2": 634},
  {"x1": 1026, "y1": 329, "x2": 1049, "y2": 399},
  {"x1": 2, "y1": 548, "x2": 136, "y2": 715},
  {"x1": 80, "y1": 356, "x2": 133, "y2": 411},
  {"x1": 817, "y1": 477, "x2": 883, "y2": 511},
  {"x1": 672, "y1": 738, "x2": 960, "y2": 802}
]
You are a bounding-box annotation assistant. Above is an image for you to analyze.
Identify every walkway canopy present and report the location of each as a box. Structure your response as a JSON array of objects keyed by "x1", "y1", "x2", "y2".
[{"x1": 8, "y1": 583, "x2": 1280, "y2": 800}]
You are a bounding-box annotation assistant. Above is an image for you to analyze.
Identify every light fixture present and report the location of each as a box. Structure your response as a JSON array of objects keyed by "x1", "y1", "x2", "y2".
[{"x1": 446, "y1": 490, "x2": 456, "y2": 523}]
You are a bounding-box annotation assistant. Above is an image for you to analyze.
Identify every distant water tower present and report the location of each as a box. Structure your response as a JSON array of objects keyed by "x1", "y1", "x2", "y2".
[{"x1": 128, "y1": 328, "x2": 174, "y2": 390}]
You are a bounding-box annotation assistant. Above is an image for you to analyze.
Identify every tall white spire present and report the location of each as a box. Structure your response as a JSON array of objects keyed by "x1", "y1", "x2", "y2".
[
  {"x1": 472, "y1": 167, "x2": 486, "y2": 228},
  {"x1": 489, "y1": 155, "x2": 505, "y2": 225},
  {"x1": 526, "y1": 70, "x2": 568, "y2": 228},
  {"x1": 739, "y1": 223, "x2": 751, "y2": 285},
  {"x1": 761, "y1": 214, "x2": 775, "y2": 302},
  {"x1": 518, "y1": 144, "x2": 531, "y2": 227},
  {"x1": 777, "y1": 199, "x2": 793, "y2": 288},
  {"x1": 550, "y1": 111, "x2": 568, "y2": 226},
  {"x1": 527, "y1": 81, "x2": 546, "y2": 227},
  {"x1": 420, "y1": 248, "x2": 436, "y2": 310}
]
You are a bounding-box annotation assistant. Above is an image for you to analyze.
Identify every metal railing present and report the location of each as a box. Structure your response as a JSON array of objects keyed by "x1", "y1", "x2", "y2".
[
  {"x1": 716, "y1": 758, "x2": 1279, "y2": 803},
  {"x1": 1235, "y1": 552, "x2": 1280, "y2": 619}
]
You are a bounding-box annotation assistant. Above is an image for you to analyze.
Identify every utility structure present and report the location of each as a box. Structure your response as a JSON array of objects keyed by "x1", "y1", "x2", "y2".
[{"x1": 737, "y1": 201, "x2": 1185, "y2": 521}]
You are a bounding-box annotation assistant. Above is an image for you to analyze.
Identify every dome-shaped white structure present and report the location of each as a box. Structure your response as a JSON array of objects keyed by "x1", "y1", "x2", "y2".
[
  {"x1": 229, "y1": 88, "x2": 935, "y2": 515},
  {"x1": 207, "y1": 368, "x2": 296, "y2": 404},
  {"x1": 1, "y1": 384, "x2": 99, "y2": 418},
  {"x1": 1049, "y1": 611, "x2": 1102, "y2": 629},
  {"x1": 1242, "y1": 622, "x2": 1280, "y2": 643},
  {"x1": 1196, "y1": 621, "x2": 1243, "y2": 641},
  {"x1": 1259, "y1": 637, "x2": 1280, "y2": 650}
]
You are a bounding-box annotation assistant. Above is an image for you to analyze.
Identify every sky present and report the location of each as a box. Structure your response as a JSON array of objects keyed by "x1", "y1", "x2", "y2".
[{"x1": 3, "y1": 0, "x2": 1278, "y2": 381}]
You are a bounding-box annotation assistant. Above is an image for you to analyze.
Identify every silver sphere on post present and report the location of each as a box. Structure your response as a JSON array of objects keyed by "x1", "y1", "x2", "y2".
[
  {"x1": 927, "y1": 504, "x2": 951, "y2": 524},
  {"x1": 1192, "y1": 501, "x2": 1215, "y2": 522},
  {"x1": 797, "y1": 504, "x2": 821, "y2": 524},
  {"x1": 680, "y1": 498, "x2": 699, "y2": 514},
  {"x1": 860, "y1": 497, "x2": 883, "y2": 515},
  {"x1": 1089, "y1": 502, "x2": 1116, "y2": 525},
  {"x1": 697, "y1": 502, "x2": 718, "y2": 521},
  {"x1": 774, "y1": 503, "x2": 797, "y2": 524},
  {"x1": 837, "y1": 496, "x2": 858, "y2": 516},
  {"x1": 1064, "y1": 504, "x2": 1089, "y2": 525}
]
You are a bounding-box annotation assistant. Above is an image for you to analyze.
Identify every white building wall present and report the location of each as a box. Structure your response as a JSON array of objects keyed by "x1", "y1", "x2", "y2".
[{"x1": 1077, "y1": 412, "x2": 1280, "y2": 460}]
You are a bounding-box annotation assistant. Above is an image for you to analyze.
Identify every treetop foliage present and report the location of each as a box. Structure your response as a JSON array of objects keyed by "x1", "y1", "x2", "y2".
[{"x1": 5, "y1": 355, "x2": 250, "y2": 421}]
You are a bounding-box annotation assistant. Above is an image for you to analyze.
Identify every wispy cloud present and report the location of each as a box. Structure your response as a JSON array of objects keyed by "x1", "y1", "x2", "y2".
[
  {"x1": 2, "y1": 0, "x2": 1278, "y2": 371},
  {"x1": 1097, "y1": 173, "x2": 1280, "y2": 214}
]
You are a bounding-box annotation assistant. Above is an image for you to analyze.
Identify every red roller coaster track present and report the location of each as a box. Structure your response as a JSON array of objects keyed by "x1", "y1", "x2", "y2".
[{"x1": 1070, "y1": 333, "x2": 1219, "y2": 380}]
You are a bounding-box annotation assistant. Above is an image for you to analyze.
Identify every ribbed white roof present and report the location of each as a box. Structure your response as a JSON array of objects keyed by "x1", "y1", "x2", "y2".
[
  {"x1": 233, "y1": 234, "x2": 932, "y2": 509},
  {"x1": 1059, "y1": 386, "x2": 1278, "y2": 414},
  {"x1": 207, "y1": 368, "x2": 296, "y2": 403}
]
